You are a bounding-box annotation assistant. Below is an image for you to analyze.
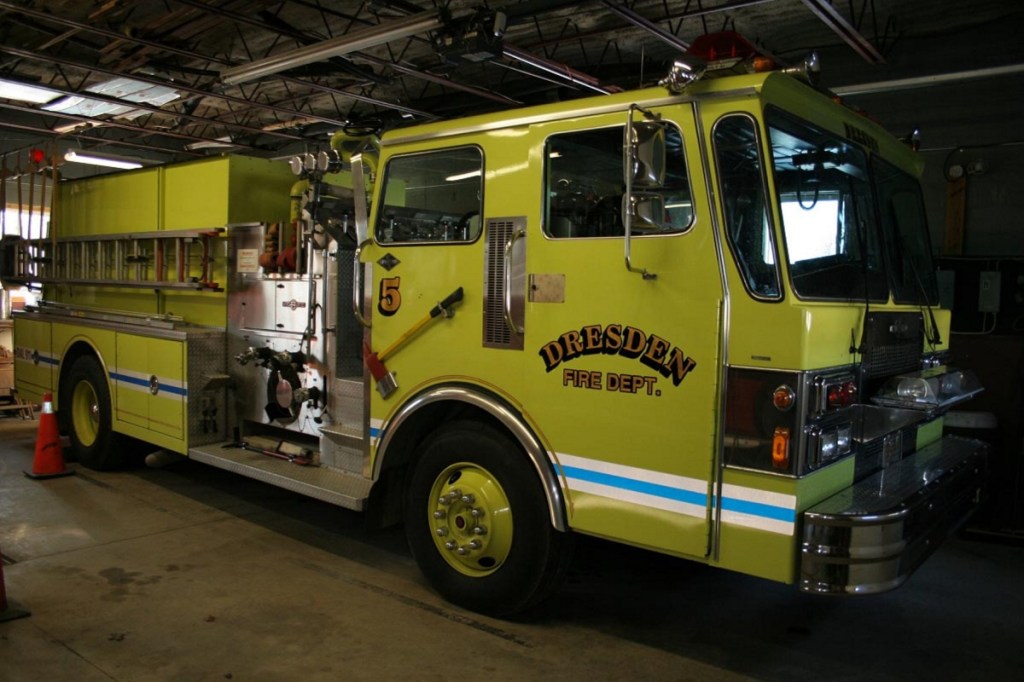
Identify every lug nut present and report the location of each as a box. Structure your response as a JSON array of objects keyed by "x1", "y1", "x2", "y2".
[
  {"x1": 444, "y1": 540, "x2": 457, "y2": 550},
  {"x1": 461, "y1": 494, "x2": 476, "y2": 504},
  {"x1": 472, "y1": 525, "x2": 487, "y2": 535},
  {"x1": 468, "y1": 540, "x2": 481, "y2": 550},
  {"x1": 470, "y1": 508, "x2": 483, "y2": 518},
  {"x1": 433, "y1": 510, "x2": 446, "y2": 519},
  {"x1": 436, "y1": 527, "x2": 448, "y2": 537},
  {"x1": 456, "y1": 546, "x2": 469, "y2": 556},
  {"x1": 438, "y1": 496, "x2": 451, "y2": 506}
]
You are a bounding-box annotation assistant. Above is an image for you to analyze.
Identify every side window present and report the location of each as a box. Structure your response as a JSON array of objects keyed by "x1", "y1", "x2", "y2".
[
  {"x1": 713, "y1": 115, "x2": 781, "y2": 299},
  {"x1": 376, "y1": 146, "x2": 483, "y2": 244},
  {"x1": 544, "y1": 125, "x2": 693, "y2": 238}
]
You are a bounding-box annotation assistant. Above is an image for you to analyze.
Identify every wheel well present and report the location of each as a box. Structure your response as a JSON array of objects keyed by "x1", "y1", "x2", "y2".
[
  {"x1": 378, "y1": 400, "x2": 506, "y2": 477},
  {"x1": 368, "y1": 396, "x2": 566, "y2": 531}
]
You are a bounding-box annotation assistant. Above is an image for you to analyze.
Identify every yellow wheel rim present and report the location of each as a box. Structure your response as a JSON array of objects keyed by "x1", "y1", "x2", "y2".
[
  {"x1": 71, "y1": 379, "x2": 100, "y2": 448},
  {"x1": 427, "y1": 462, "x2": 513, "y2": 577}
]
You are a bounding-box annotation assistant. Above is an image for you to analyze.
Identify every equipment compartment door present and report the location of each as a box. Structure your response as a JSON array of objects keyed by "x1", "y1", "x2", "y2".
[
  {"x1": 524, "y1": 105, "x2": 723, "y2": 558},
  {"x1": 114, "y1": 334, "x2": 185, "y2": 438}
]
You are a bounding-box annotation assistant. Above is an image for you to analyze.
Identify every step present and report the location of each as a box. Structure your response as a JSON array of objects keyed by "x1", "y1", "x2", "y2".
[{"x1": 189, "y1": 441, "x2": 373, "y2": 511}]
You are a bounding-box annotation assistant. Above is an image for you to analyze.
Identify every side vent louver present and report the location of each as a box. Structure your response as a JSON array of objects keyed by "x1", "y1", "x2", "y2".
[{"x1": 483, "y1": 217, "x2": 525, "y2": 350}]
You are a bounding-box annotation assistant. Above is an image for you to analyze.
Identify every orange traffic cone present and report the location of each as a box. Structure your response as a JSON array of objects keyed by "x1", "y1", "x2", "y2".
[
  {"x1": 23, "y1": 392, "x2": 74, "y2": 480},
  {"x1": 0, "y1": 542, "x2": 31, "y2": 622}
]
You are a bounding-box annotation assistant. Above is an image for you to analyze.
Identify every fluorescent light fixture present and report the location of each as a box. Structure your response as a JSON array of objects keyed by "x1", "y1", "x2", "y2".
[
  {"x1": 0, "y1": 78, "x2": 61, "y2": 104},
  {"x1": 221, "y1": 11, "x2": 443, "y2": 85},
  {"x1": 64, "y1": 151, "x2": 143, "y2": 170},
  {"x1": 445, "y1": 169, "x2": 481, "y2": 182}
]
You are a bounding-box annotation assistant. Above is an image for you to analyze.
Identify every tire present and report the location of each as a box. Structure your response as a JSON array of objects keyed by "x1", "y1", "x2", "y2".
[
  {"x1": 404, "y1": 420, "x2": 573, "y2": 616},
  {"x1": 63, "y1": 355, "x2": 128, "y2": 470}
]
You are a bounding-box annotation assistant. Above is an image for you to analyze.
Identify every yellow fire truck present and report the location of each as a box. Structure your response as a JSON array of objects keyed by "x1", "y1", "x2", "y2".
[{"x1": 6, "y1": 48, "x2": 986, "y2": 616}]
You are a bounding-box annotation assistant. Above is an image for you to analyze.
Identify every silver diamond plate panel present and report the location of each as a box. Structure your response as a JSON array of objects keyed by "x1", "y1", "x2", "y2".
[{"x1": 189, "y1": 441, "x2": 373, "y2": 510}]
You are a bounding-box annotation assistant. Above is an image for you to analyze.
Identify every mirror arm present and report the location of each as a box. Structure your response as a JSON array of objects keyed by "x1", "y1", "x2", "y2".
[{"x1": 624, "y1": 104, "x2": 657, "y2": 280}]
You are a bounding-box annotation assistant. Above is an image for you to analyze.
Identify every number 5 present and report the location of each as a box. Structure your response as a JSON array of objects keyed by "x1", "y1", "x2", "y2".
[{"x1": 378, "y1": 277, "x2": 401, "y2": 316}]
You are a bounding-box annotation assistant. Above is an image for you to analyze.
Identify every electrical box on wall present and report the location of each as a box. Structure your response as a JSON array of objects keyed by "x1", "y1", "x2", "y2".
[{"x1": 978, "y1": 271, "x2": 1001, "y2": 313}]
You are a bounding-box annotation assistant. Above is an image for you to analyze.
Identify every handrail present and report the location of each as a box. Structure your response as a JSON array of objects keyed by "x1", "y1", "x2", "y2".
[
  {"x1": 502, "y1": 228, "x2": 525, "y2": 334},
  {"x1": 352, "y1": 242, "x2": 371, "y2": 329}
]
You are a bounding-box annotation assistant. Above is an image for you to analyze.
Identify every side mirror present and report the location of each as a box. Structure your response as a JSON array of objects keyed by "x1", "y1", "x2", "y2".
[
  {"x1": 623, "y1": 193, "x2": 665, "y2": 233},
  {"x1": 626, "y1": 121, "x2": 666, "y2": 189}
]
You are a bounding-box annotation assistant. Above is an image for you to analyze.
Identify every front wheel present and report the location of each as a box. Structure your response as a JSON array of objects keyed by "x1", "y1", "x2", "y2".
[
  {"x1": 404, "y1": 421, "x2": 572, "y2": 616},
  {"x1": 63, "y1": 355, "x2": 128, "y2": 470}
]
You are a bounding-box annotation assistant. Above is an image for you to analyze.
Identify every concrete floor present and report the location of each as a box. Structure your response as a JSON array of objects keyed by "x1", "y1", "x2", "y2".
[{"x1": 2, "y1": 415, "x2": 1022, "y2": 682}]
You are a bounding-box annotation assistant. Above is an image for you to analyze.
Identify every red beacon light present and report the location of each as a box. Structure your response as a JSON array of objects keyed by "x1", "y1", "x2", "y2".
[
  {"x1": 688, "y1": 31, "x2": 761, "y2": 63},
  {"x1": 29, "y1": 148, "x2": 45, "y2": 165},
  {"x1": 687, "y1": 31, "x2": 820, "y2": 84},
  {"x1": 688, "y1": 32, "x2": 778, "y2": 74}
]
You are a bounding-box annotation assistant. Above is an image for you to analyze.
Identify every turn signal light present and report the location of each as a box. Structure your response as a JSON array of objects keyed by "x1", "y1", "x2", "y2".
[
  {"x1": 772, "y1": 427, "x2": 790, "y2": 470},
  {"x1": 772, "y1": 385, "x2": 796, "y2": 411}
]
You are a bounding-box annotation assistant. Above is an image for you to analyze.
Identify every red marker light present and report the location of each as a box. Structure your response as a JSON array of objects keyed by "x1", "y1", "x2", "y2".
[
  {"x1": 29, "y1": 148, "x2": 45, "y2": 164},
  {"x1": 827, "y1": 381, "x2": 857, "y2": 409}
]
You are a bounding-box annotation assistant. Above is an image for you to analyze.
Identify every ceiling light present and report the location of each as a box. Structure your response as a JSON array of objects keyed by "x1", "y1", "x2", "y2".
[
  {"x1": 0, "y1": 78, "x2": 61, "y2": 104},
  {"x1": 64, "y1": 151, "x2": 143, "y2": 170},
  {"x1": 445, "y1": 169, "x2": 481, "y2": 182},
  {"x1": 220, "y1": 11, "x2": 444, "y2": 85}
]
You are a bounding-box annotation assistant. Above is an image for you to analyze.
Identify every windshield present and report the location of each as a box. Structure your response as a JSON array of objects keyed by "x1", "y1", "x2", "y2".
[
  {"x1": 767, "y1": 108, "x2": 889, "y2": 301},
  {"x1": 872, "y1": 157, "x2": 939, "y2": 305}
]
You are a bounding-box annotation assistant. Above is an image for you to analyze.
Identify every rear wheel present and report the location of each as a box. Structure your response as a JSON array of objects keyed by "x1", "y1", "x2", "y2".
[
  {"x1": 64, "y1": 355, "x2": 128, "y2": 470},
  {"x1": 404, "y1": 421, "x2": 572, "y2": 616}
]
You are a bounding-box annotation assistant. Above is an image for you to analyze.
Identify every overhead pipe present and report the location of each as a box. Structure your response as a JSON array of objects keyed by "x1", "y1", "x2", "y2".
[
  {"x1": 221, "y1": 12, "x2": 445, "y2": 85},
  {"x1": 832, "y1": 63, "x2": 1024, "y2": 96},
  {"x1": 502, "y1": 44, "x2": 615, "y2": 94},
  {"x1": 600, "y1": 1, "x2": 690, "y2": 52}
]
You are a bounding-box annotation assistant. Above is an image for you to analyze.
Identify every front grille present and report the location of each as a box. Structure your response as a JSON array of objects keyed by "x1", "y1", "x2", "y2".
[{"x1": 860, "y1": 312, "x2": 923, "y2": 380}]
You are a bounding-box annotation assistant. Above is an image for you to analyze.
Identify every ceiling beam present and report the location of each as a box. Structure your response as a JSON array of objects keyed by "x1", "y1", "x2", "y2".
[
  {"x1": 0, "y1": 2, "x2": 431, "y2": 122},
  {"x1": 0, "y1": 119, "x2": 203, "y2": 157},
  {"x1": 801, "y1": 0, "x2": 885, "y2": 64},
  {"x1": 0, "y1": 75, "x2": 304, "y2": 142},
  {"x1": 0, "y1": 44, "x2": 350, "y2": 128},
  {"x1": 0, "y1": 99, "x2": 256, "y2": 148},
  {"x1": 600, "y1": 1, "x2": 690, "y2": 52}
]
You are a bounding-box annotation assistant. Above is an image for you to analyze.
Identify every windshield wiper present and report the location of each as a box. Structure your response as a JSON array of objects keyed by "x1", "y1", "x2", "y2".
[{"x1": 891, "y1": 206, "x2": 942, "y2": 347}]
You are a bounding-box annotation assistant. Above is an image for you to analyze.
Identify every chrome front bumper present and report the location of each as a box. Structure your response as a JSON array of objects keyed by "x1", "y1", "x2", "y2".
[{"x1": 800, "y1": 435, "x2": 987, "y2": 594}]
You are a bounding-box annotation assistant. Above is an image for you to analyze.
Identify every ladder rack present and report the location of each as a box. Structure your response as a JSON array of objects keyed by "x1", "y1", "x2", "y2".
[{"x1": 11, "y1": 227, "x2": 226, "y2": 291}]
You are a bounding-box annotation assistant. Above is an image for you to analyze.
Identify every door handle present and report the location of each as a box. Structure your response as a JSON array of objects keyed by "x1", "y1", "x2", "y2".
[{"x1": 503, "y1": 228, "x2": 525, "y2": 334}]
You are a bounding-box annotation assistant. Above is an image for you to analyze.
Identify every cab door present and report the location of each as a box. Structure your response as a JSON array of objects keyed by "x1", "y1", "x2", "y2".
[{"x1": 520, "y1": 105, "x2": 723, "y2": 558}]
